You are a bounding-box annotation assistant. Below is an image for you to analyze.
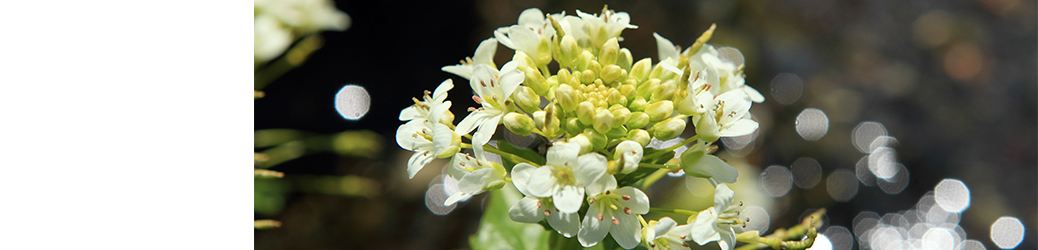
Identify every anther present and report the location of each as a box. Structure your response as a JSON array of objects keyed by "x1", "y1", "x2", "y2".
[
  {"x1": 459, "y1": 162, "x2": 466, "y2": 166},
  {"x1": 612, "y1": 218, "x2": 619, "y2": 225},
  {"x1": 605, "y1": 190, "x2": 611, "y2": 195},
  {"x1": 536, "y1": 200, "x2": 542, "y2": 207},
  {"x1": 682, "y1": 242, "x2": 690, "y2": 247},
  {"x1": 623, "y1": 207, "x2": 631, "y2": 214},
  {"x1": 589, "y1": 198, "x2": 595, "y2": 204},
  {"x1": 544, "y1": 210, "x2": 551, "y2": 216},
  {"x1": 621, "y1": 195, "x2": 630, "y2": 201},
  {"x1": 472, "y1": 95, "x2": 483, "y2": 104},
  {"x1": 480, "y1": 81, "x2": 487, "y2": 87},
  {"x1": 598, "y1": 213, "x2": 604, "y2": 221}
]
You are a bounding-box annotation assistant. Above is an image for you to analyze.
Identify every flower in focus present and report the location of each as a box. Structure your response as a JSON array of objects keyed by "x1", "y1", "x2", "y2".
[
  {"x1": 455, "y1": 63, "x2": 524, "y2": 159},
  {"x1": 521, "y1": 142, "x2": 607, "y2": 213},
  {"x1": 578, "y1": 175, "x2": 650, "y2": 249},
  {"x1": 644, "y1": 217, "x2": 693, "y2": 250},
  {"x1": 444, "y1": 153, "x2": 506, "y2": 205},
  {"x1": 680, "y1": 141, "x2": 739, "y2": 184},
  {"x1": 573, "y1": 7, "x2": 637, "y2": 49},
  {"x1": 694, "y1": 91, "x2": 758, "y2": 142},
  {"x1": 509, "y1": 162, "x2": 581, "y2": 238},
  {"x1": 494, "y1": 8, "x2": 558, "y2": 66},
  {"x1": 690, "y1": 184, "x2": 746, "y2": 250},
  {"x1": 395, "y1": 119, "x2": 460, "y2": 179},
  {"x1": 615, "y1": 140, "x2": 643, "y2": 174},
  {"x1": 442, "y1": 38, "x2": 498, "y2": 80},
  {"x1": 399, "y1": 79, "x2": 454, "y2": 124}
]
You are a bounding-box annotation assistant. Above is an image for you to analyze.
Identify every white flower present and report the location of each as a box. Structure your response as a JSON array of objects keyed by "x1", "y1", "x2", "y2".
[
  {"x1": 644, "y1": 217, "x2": 693, "y2": 250},
  {"x1": 682, "y1": 141, "x2": 739, "y2": 184},
  {"x1": 574, "y1": 8, "x2": 637, "y2": 49},
  {"x1": 522, "y1": 142, "x2": 607, "y2": 213},
  {"x1": 615, "y1": 140, "x2": 643, "y2": 174},
  {"x1": 441, "y1": 38, "x2": 498, "y2": 80},
  {"x1": 396, "y1": 119, "x2": 460, "y2": 179},
  {"x1": 694, "y1": 90, "x2": 758, "y2": 142},
  {"x1": 494, "y1": 8, "x2": 559, "y2": 66},
  {"x1": 578, "y1": 175, "x2": 650, "y2": 249},
  {"x1": 455, "y1": 63, "x2": 524, "y2": 160},
  {"x1": 254, "y1": 0, "x2": 350, "y2": 34},
  {"x1": 443, "y1": 153, "x2": 506, "y2": 205},
  {"x1": 698, "y1": 51, "x2": 764, "y2": 103},
  {"x1": 508, "y1": 162, "x2": 581, "y2": 238},
  {"x1": 254, "y1": 14, "x2": 293, "y2": 63},
  {"x1": 399, "y1": 79, "x2": 454, "y2": 123},
  {"x1": 690, "y1": 184, "x2": 745, "y2": 250},
  {"x1": 653, "y1": 32, "x2": 681, "y2": 65}
]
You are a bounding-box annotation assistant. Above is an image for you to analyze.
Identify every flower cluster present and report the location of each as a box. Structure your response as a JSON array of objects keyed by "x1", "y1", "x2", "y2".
[{"x1": 397, "y1": 6, "x2": 771, "y2": 250}]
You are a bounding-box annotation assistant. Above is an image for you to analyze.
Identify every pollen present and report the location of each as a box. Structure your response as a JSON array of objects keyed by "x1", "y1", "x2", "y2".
[
  {"x1": 544, "y1": 210, "x2": 551, "y2": 216},
  {"x1": 621, "y1": 195, "x2": 630, "y2": 200},
  {"x1": 536, "y1": 200, "x2": 542, "y2": 207},
  {"x1": 611, "y1": 218, "x2": 619, "y2": 225},
  {"x1": 589, "y1": 198, "x2": 595, "y2": 204},
  {"x1": 623, "y1": 207, "x2": 631, "y2": 214},
  {"x1": 598, "y1": 213, "x2": 604, "y2": 221}
]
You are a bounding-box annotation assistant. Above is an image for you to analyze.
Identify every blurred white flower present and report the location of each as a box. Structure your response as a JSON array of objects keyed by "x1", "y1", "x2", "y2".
[
  {"x1": 254, "y1": 14, "x2": 293, "y2": 62},
  {"x1": 442, "y1": 38, "x2": 498, "y2": 80}
]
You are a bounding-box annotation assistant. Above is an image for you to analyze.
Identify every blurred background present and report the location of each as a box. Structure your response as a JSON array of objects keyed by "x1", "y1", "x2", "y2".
[{"x1": 254, "y1": 0, "x2": 1037, "y2": 249}]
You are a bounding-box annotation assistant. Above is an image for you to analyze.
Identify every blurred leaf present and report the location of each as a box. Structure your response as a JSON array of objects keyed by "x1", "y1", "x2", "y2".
[
  {"x1": 255, "y1": 129, "x2": 310, "y2": 148},
  {"x1": 331, "y1": 130, "x2": 382, "y2": 158},
  {"x1": 469, "y1": 185, "x2": 550, "y2": 250},
  {"x1": 255, "y1": 179, "x2": 289, "y2": 215},
  {"x1": 497, "y1": 140, "x2": 546, "y2": 167}
]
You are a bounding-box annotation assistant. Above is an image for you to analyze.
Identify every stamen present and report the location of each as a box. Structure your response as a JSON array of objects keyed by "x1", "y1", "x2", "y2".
[
  {"x1": 623, "y1": 207, "x2": 631, "y2": 214},
  {"x1": 621, "y1": 195, "x2": 630, "y2": 201},
  {"x1": 589, "y1": 198, "x2": 595, "y2": 204},
  {"x1": 598, "y1": 213, "x2": 604, "y2": 221},
  {"x1": 612, "y1": 218, "x2": 619, "y2": 225},
  {"x1": 682, "y1": 242, "x2": 690, "y2": 247},
  {"x1": 536, "y1": 200, "x2": 542, "y2": 207},
  {"x1": 472, "y1": 95, "x2": 483, "y2": 104},
  {"x1": 480, "y1": 81, "x2": 487, "y2": 87},
  {"x1": 544, "y1": 210, "x2": 551, "y2": 216},
  {"x1": 468, "y1": 107, "x2": 477, "y2": 112}
]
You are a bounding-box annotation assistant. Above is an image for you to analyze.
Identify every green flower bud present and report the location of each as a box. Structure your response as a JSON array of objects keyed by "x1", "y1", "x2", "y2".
[
  {"x1": 557, "y1": 69, "x2": 573, "y2": 87},
  {"x1": 543, "y1": 103, "x2": 560, "y2": 137},
  {"x1": 628, "y1": 96, "x2": 648, "y2": 112},
  {"x1": 651, "y1": 117, "x2": 686, "y2": 141},
  {"x1": 600, "y1": 65, "x2": 623, "y2": 84},
  {"x1": 679, "y1": 147, "x2": 706, "y2": 170},
  {"x1": 611, "y1": 107, "x2": 632, "y2": 127},
  {"x1": 619, "y1": 84, "x2": 636, "y2": 99},
  {"x1": 583, "y1": 129, "x2": 608, "y2": 150},
  {"x1": 651, "y1": 79, "x2": 677, "y2": 101},
  {"x1": 535, "y1": 36, "x2": 552, "y2": 66},
  {"x1": 555, "y1": 84, "x2": 581, "y2": 113},
  {"x1": 630, "y1": 58, "x2": 652, "y2": 83},
  {"x1": 565, "y1": 117, "x2": 583, "y2": 135},
  {"x1": 577, "y1": 101, "x2": 595, "y2": 125},
  {"x1": 580, "y1": 69, "x2": 596, "y2": 84},
  {"x1": 568, "y1": 134, "x2": 591, "y2": 154},
  {"x1": 607, "y1": 126, "x2": 628, "y2": 139},
  {"x1": 525, "y1": 66, "x2": 549, "y2": 96},
  {"x1": 598, "y1": 37, "x2": 619, "y2": 66},
  {"x1": 626, "y1": 112, "x2": 650, "y2": 129},
  {"x1": 512, "y1": 86, "x2": 541, "y2": 113},
  {"x1": 588, "y1": 60, "x2": 602, "y2": 80},
  {"x1": 503, "y1": 112, "x2": 535, "y2": 136},
  {"x1": 636, "y1": 78, "x2": 660, "y2": 99},
  {"x1": 593, "y1": 108, "x2": 614, "y2": 134},
  {"x1": 646, "y1": 100, "x2": 674, "y2": 122},
  {"x1": 607, "y1": 89, "x2": 624, "y2": 106},
  {"x1": 558, "y1": 35, "x2": 580, "y2": 67},
  {"x1": 577, "y1": 50, "x2": 595, "y2": 71},
  {"x1": 486, "y1": 180, "x2": 507, "y2": 191},
  {"x1": 627, "y1": 129, "x2": 651, "y2": 147},
  {"x1": 513, "y1": 51, "x2": 537, "y2": 69},
  {"x1": 617, "y1": 48, "x2": 634, "y2": 71}
]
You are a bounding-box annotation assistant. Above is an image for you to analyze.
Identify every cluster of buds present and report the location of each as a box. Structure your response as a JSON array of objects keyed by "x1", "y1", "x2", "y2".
[{"x1": 397, "y1": 6, "x2": 772, "y2": 250}]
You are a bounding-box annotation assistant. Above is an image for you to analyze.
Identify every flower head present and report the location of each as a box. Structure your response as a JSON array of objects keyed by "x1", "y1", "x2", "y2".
[
  {"x1": 509, "y1": 163, "x2": 581, "y2": 238},
  {"x1": 396, "y1": 119, "x2": 460, "y2": 179},
  {"x1": 444, "y1": 153, "x2": 506, "y2": 205},
  {"x1": 455, "y1": 63, "x2": 524, "y2": 159},
  {"x1": 442, "y1": 38, "x2": 498, "y2": 80},
  {"x1": 690, "y1": 184, "x2": 746, "y2": 250},
  {"x1": 578, "y1": 175, "x2": 650, "y2": 249},
  {"x1": 694, "y1": 91, "x2": 758, "y2": 142},
  {"x1": 521, "y1": 142, "x2": 607, "y2": 213},
  {"x1": 400, "y1": 79, "x2": 454, "y2": 123},
  {"x1": 644, "y1": 217, "x2": 693, "y2": 250}
]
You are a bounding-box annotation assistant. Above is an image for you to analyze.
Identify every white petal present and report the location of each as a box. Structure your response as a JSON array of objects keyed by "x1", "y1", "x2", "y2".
[
  {"x1": 442, "y1": 65, "x2": 473, "y2": 80},
  {"x1": 510, "y1": 163, "x2": 538, "y2": 196},
  {"x1": 615, "y1": 187, "x2": 650, "y2": 214},
  {"x1": 517, "y1": 8, "x2": 545, "y2": 27},
  {"x1": 574, "y1": 153, "x2": 607, "y2": 186},
  {"x1": 456, "y1": 110, "x2": 493, "y2": 136},
  {"x1": 659, "y1": 61, "x2": 683, "y2": 75},
  {"x1": 493, "y1": 28, "x2": 514, "y2": 49},
  {"x1": 458, "y1": 168, "x2": 494, "y2": 194},
  {"x1": 505, "y1": 25, "x2": 540, "y2": 55},
  {"x1": 616, "y1": 140, "x2": 643, "y2": 173},
  {"x1": 553, "y1": 185, "x2": 585, "y2": 214},
  {"x1": 690, "y1": 207, "x2": 721, "y2": 245},
  {"x1": 473, "y1": 38, "x2": 498, "y2": 66},
  {"x1": 433, "y1": 78, "x2": 454, "y2": 102},
  {"x1": 671, "y1": 224, "x2": 693, "y2": 239},
  {"x1": 395, "y1": 120, "x2": 424, "y2": 150},
  {"x1": 471, "y1": 114, "x2": 502, "y2": 160},
  {"x1": 508, "y1": 196, "x2": 545, "y2": 223},
  {"x1": 527, "y1": 166, "x2": 559, "y2": 197},
  {"x1": 431, "y1": 123, "x2": 454, "y2": 154},
  {"x1": 688, "y1": 155, "x2": 739, "y2": 184},
  {"x1": 498, "y1": 68, "x2": 525, "y2": 98},
  {"x1": 444, "y1": 192, "x2": 472, "y2": 206},
  {"x1": 610, "y1": 213, "x2": 642, "y2": 249},
  {"x1": 719, "y1": 227, "x2": 737, "y2": 250},
  {"x1": 654, "y1": 217, "x2": 678, "y2": 240},
  {"x1": 406, "y1": 151, "x2": 435, "y2": 179},
  {"x1": 399, "y1": 106, "x2": 420, "y2": 121},
  {"x1": 584, "y1": 174, "x2": 617, "y2": 197},
  {"x1": 653, "y1": 32, "x2": 678, "y2": 63},
  {"x1": 713, "y1": 184, "x2": 735, "y2": 209},
  {"x1": 578, "y1": 205, "x2": 610, "y2": 247},
  {"x1": 547, "y1": 209, "x2": 581, "y2": 238},
  {"x1": 742, "y1": 85, "x2": 765, "y2": 103},
  {"x1": 695, "y1": 113, "x2": 720, "y2": 142},
  {"x1": 718, "y1": 119, "x2": 758, "y2": 137},
  {"x1": 547, "y1": 142, "x2": 580, "y2": 167}
]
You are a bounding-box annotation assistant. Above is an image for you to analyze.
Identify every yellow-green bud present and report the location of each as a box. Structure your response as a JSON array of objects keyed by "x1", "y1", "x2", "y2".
[
  {"x1": 611, "y1": 107, "x2": 632, "y2": 127},
  {"x1": 628, "y1": 96, "x2": 648, "y2": 112},
  {"x1": 533, "y1": 111, "x2": 547, "y2": 128},
  {"x1": 630, "y1": 58, "x2": 652, "y2": 83},
  {"x1": 649, "y1": 62, "x2": 666, "y2": 80},
  {"x1": 646, "y1": 100, "x2": 674, "y2": 122},
  {"x1": 593, "y1": 108, "x2": 614, "y2": 134},
  {"x1": 636, "y1": 78, "x2": 660, "y2": 98},
  {"x1": 617, "y1": 48, "x2": 633, "y2": 71},
  {"x1": 607, "y1": 126, "x2": 628, "y2": 139},
  {"x1": 626, "y1": 112, "x2": 650, "y2": 128},
  {"x1": 441, "y1": 110, "x2": 455, "y2": 124},
  {"x1": 503, "y1": 112, "x2": 535, "y2": 136},
  {"x1": 513, "y1": 51, "x2": 537, "y2": 69},
  {"x1": 679, "y1": 148, "x2": 706, "y2": 171},
  {"x1": 555, "y1": 84, "x2": 581, "y2": 113},
  {"x1": 486, "y1": 180, "x2": 507, "y2": 191},
  {"x1": 543, "y1": 103, "x2": 561, "y2": 137},
  {"x1": 651, "y1": 117, "x2": 686, "y2": 141},
  {"x1": 580, "y1": 69, "x2": 596, "y2": 84},
  {"x1": 577, "y1": 51, "x2": 595, "y2": 71},
  {"x1": 558, "y1": 69, "x2": 573, "y2": 87},
  {"x1": 568, "y1": 134, "x2": 591, "y2": 154},
  {"x1": 651, "y1": 79, "x2": 677, "y2": 101},
  {"x1": 525, "y1": 66, "x2": 549, "y2": 96},
  {"x1": 600, "y1": 65, "x2": 623, "y2": 84},
  {"x1": 535, "y1": 37, "x2": 552, "y2": 66},
  {"x1": 598, "y1": 37, "x2": 619, "y2": 66},
  {"x1": 583, "y1": 129, "x2": 608, "y2": 150},
  {"x1": 577, "y1": 101, "x2": 595, "y2": 125},
  {"x1": 558, "y1": 35, "x2": 580, "y2": 67},
  {"x1": 627, "y1": 129, "x2": 651, "y2": 147},
  {"x1": 588, "y1": 60, "x2": 602, "y2": 80},
  {"x1": 607, "y1": 89, "x2": 624, "y2": 106},
  {"x1": 565, "y1": 117, "x2": 583, "y2": 135},
  {"x1": 513, "y1": 86, "x2": 541, "y2": 113}
]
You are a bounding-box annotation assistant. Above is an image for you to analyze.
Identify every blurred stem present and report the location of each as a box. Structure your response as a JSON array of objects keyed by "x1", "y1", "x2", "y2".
[
  {"x1": 254, "y1": 169, "x2": 284, "y2": 178},
  {"x1": 643, "y1": 135, "x2": 699, "y2": 159},
  {"x1": 254, "y1": 90, "x2": 265, "y2": 99},
  {"x1": 638, "y1": 169, "x2": 671, "y2": 189},
  {"x1": 648, "y1": 207, "x2": 699, "y2": 217},
  {"x1": 254, "y1": 220, "x2": 282, "y2": 229},
  {"x1": 483, "y1": 144, "x2": 536, "y2": 165},
  {"x1": 255, "y1": 35, "x2": 324, "y2": 90}
]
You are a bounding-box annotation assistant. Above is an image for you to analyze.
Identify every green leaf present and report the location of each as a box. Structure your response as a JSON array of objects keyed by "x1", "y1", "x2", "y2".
[
  {"x1": 469, "y1": 185, "x2": 551, "y2": 250},
  {"x1": 497, "y1": 140, "x2": 547, "y2": 167}
]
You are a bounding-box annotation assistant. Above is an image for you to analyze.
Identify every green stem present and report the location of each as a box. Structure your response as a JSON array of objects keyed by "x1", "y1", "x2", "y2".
[
  {"x1": 648, "y1": 207, "x2": 700, "y2": 216},
  {"x1": 639, "y1": 169, "x2": 670, "y2": 189},
  {"x1": 637, "y1": 163, "x2": 670, "y2": 169},
  {"x1": 643, "y1": 135, "x2": 700, "y2": 159},
  {"x1": 483, "y1": 144, "x2": 536, "y2": 165}
]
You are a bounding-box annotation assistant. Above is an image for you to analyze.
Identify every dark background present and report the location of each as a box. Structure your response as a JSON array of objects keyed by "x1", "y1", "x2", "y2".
[{"x1": 255, "y1": 0, "x2": 1037, "y2": 249}]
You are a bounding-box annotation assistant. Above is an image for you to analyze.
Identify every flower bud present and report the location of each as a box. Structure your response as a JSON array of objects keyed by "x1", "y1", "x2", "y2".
[
  {"x1": 598, "y1": 37, "x2": 619, "y2": 66},
  {"x1": 618, "y1": 48, "x2": 633, "y2": 71},
  {"x1": 628, "y1": 96, "x2": 648, "y2": 112},
  {"x1": 555, "y1": 84, "x2": 581, "y2": 113},
  {"x1": 651, "y1": 117, "x2": 686, "y2": 141},
  {"x1": 606, "y1": 126, "x2": 628, "y2": 139},
  {"x1": 611, "y1": 107, "x2": 632, "y2": 127},
  {"x1": 503, "y1": 112, "x2": 535, "y2": 136},
  {"x1": 512, "y1": 86, "x2": 541, "y2": 113},
  {"x1": 626, "y1": 112, "x2": 650, "y2": 128},
  {"x1": 583, "y1": 129, "x2": 608, "y2": 150},
  {"x1": 695, "y1": 114, "x2": 720, "y2": 143},
  {"x1": 513, "y1": 51, "x2": 537, "y2": 69},
  {"x1": 441, "y1": 109, "x2": 455, "y2": 124},
  {"x1": 486, "y1": 179, "x2": 507, "y2": 191},
  {"x1": 593, "y1": 108, "x2": 614, "y2": 134},
  {"x1": 565, "y1": 117, "x2": 583, "y2": 135},
  {"x1": 568, "y1": 134, "x2": 591, "y2": 154},
  {"x1": 587, "y1": 60, "x2": 602, "y2": 80},
  {"x1": 615, "y1": 140, "x2": 644, "y2": 174},
  {"x1": 636, "y1": 78, "x2": 660, "y2": 99},
  {"x1": 679, "y1": 147, "x2": 706, "y2": 170},
  {"x1": 525, "y1": 66, "x2": 549, "y2": 96},
  {"x1": 619, "y1": 84, "x2": 636, "y2": 99},
  {"x1": 543, "y1": 103, "x2": 560, "y2": 137},
  {"x1": 651, "y1": 79, "x2": 677, "y2": 101},
  {"x1": 606, "y1": 89, "x2": 625, "y2": 106},
  {"x1": 577, "y1": 101, "x2": 595, "y2": 125},
  {"x1": 627, "y1": 129, "x2": 650, "y2": 147},
  {"x1": 577, "y1": 50, "x2": 595, "y2": 71},
  {"x1": 533, "y1": 110, "x2": 546, "y2": 128},
  {"x1": 535, "y1": 36, "x2": 553, "y2": 66},
  {"x1": 600, "y1": 65, "x2": 623, "y2": 84},
  {"x1": 580, "y1": 69, "x2": 597, "y2": 84},
  {"x1": 558, "y1": 35, "x2": 580, "y2": 67},
  {"x1": 646, "y1": 100, "x2": 674, "y2": 122},
  {"x1": 557, "y1": 68, "x2": 573, "y2": 87},
  {"x1": 630, "y1": 58, "x2": 652, "y2": 83}
]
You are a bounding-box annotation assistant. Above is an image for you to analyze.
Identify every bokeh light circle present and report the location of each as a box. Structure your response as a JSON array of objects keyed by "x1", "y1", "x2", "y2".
[
  {"x1": 334, "y1": 85, "x2": 371, "y2": 120},
  {"x1": 826, "y1": 169, "x2": 858, "y2": 202},
  {"x1": 770, "y1": 73, "x2": 804, "y2": 105},
  {"x1": 989, "y1": 216, "x2": 1025, "y2": 249},
  {"x1": 760, "y1": 165, "x2": 793, "y2": 197},
  {"x1": 877, "y1": 164, "x2": 909, "y2": 194},
  {"x1": 934, "y1": 179, "x2": 970, "y2": 213},
  {"x1": 741, "y1": 206, "x2": 770, "y2": 234},
  {"x1": 852, "y1": 121, "x2": 887, "y2": 153},
  {"x1": 824, "y1": 226, "x2": 854, "y2": 250},
  {"x1": 424, "y1": 184, "x2": 456, "y2": 215},
  {"x1": 795, "y1": 108, "x2": 829, "y2": 141},
  {"x1": 791, "y1": 157, "x2": 822, "y2": 189},
  {"x1": 807, "y1": 233, "x2": 832, "y2": 250}
]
